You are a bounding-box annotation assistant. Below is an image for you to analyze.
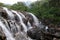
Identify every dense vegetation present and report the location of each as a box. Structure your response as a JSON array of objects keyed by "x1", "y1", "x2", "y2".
[{"x1": 0, "y1": 0, "x2": 60, "y2": 26}]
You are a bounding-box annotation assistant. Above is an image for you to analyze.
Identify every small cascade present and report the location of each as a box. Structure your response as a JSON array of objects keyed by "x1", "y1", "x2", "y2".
[
  {"x1": 3, "y1": 7, "x2": 14, "y2": 20},
  {"x1": 19, "y1": 12, "x2": 26, "y2": 18},
  {"x1": 1, "y1": 17, "x2": 11, "y2": 31},
  {"x1": 7, "y1": 20, "x2": 18, "y2": 34},
  {"x1": 0, "y1": 20, "x2": 15, "y2": 40},
  {"x1": 28, "y1": 13, "x2": 39, "y2": 27},
  {"x1": 27, "y1": 21, "x2": 32, "y2": 30},
  {"x1": 11, "y1": 10, "x2": 27, "y2": 32}
]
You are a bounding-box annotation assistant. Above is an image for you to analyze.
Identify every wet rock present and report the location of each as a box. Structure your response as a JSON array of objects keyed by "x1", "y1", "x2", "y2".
[
  {"x1": 0, "y1": 27, "x2": 6, "y2": 40},
  {"x1": 27, "y1": 26, "x2": 41, "y2": 40},
  {"x1": 25, "y1": 13, "x2": 34, "y2": 26},
  {"x1": 0, "y1": 7, "x2": 8, "y2": 20},
  {"x1": 27, "y1": 25, "x2": 60, "y2": 40}
]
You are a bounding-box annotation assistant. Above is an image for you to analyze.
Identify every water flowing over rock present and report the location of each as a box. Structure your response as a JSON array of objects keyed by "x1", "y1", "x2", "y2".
[
  {"x1": 0, "y1": 7, "x2": 60, "y2": 40},
  {"x1": 0, "y1": 19, "x2": 15, "y2": 40},
  {"x1": 0, "y1": 7, "x2": 40, "y2": 40}
]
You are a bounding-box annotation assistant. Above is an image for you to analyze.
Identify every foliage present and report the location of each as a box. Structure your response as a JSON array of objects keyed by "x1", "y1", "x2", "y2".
[
  {"x1": 28, "y1": 0, "x2": 60, "y2": 24},
  {"x1": 9, "y1": 2, "x2": 28, "y2": 11},
  {"x1": 0, "y1": 2, "x2": 4, "y2": 7}
]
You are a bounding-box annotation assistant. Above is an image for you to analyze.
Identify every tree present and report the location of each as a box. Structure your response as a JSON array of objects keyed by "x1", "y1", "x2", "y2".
[
  {"x1": 28, "y1": 1, "x2": 49, "y2": 19},
  {"x1": 28, "y1": 0, "x2": 60, "y2": 25},
  {"x1": 0, "y1": 2, "x2": 4, "y2": 7},
  {"x1": 10, "y1": 2, "x2": 28, "y2": 11}
]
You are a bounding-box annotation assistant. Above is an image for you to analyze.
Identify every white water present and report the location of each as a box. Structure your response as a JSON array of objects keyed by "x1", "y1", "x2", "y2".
[
  {"x1": 0, "y1": 20, "x2": 15, "y2": 40},
  {"x1": 19, "y1": 12, "x2": 26, "y2": 18},
  {"x1": 1, "y1": 17, "x2": 11, "y2": 31},
  {"x1": 0, "y1": 7, "x2": 41, "y2": 40},
  {"x1": 7, "y1": 20, "x2": 18, "y2": 34},
  {"x1": 11, "y1": 10, "x2": 27, "y2": 32},
  {"x1": 45, "y1": 26, "x2": 48, "y2": 30},
  {"x1": 3, "y1": 7, "x2": 14, "y2": 19},
  {"x1": 27, "y1": 21, "x2": 32, "y2": 30},
  {"x1": 29, "y1": 13, "x2": 39, "y2": 26}
]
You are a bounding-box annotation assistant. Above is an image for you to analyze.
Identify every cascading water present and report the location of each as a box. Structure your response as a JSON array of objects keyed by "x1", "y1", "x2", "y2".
[
  {"x1": 0, "y1": 7, "x2": 40, "y2": 40},
  {"x1": 28, "y1": 13, "x2": 39, "y2": 27},
  {"x1": 0, "y1": 17, "x2": 10, "y2": 30},
  {"x1": 19, "y1": 12, "x2": 26, "y2": 18},
  {"x1": 0, "y1": 19, "x2": 15, "y2": 40},
  {"x1": 3, "y1": 7, "x2": 14, "y2": 20},
  {"x1": 11, "y1": 10, "x2": 27, "y2": 32},
  {"x1": 27, "y1": 21, "x2": 32, "y2": 30}
]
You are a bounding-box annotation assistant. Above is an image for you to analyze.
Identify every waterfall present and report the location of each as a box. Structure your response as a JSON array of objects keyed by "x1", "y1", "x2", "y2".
[
  {"x1": 3, "y1": 7, "x2": 14, "y2": 19},
  {"x1": 28, "y1": 13, "x2": 39, "y2": 27},
  {"x1": 11, "y1": 10, "x2": 27, "y2": 32},
  {"x1": 0, "y1": 20, "x2": 15, "y2": 40},
  {"x1": 0, "y1": 7, "x2": 41, "y2": 40}
]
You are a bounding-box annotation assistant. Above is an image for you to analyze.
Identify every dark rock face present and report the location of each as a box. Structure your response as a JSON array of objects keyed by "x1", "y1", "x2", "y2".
[
  {"x1": 0, "y1": 27, "x2": 6, "y2": 40},
  {"x1": 0, "y1": 8, "x2": 8, "y2": 20},
  {"x1": 27, "y1": 27, "x2": 42, "y2": 40},
  {"x1": 0, "y1": 35, "x2": 6, "y2": 40},
  {"x1": 27, "y1": 25, "x2": 60, "y2": 40}
]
